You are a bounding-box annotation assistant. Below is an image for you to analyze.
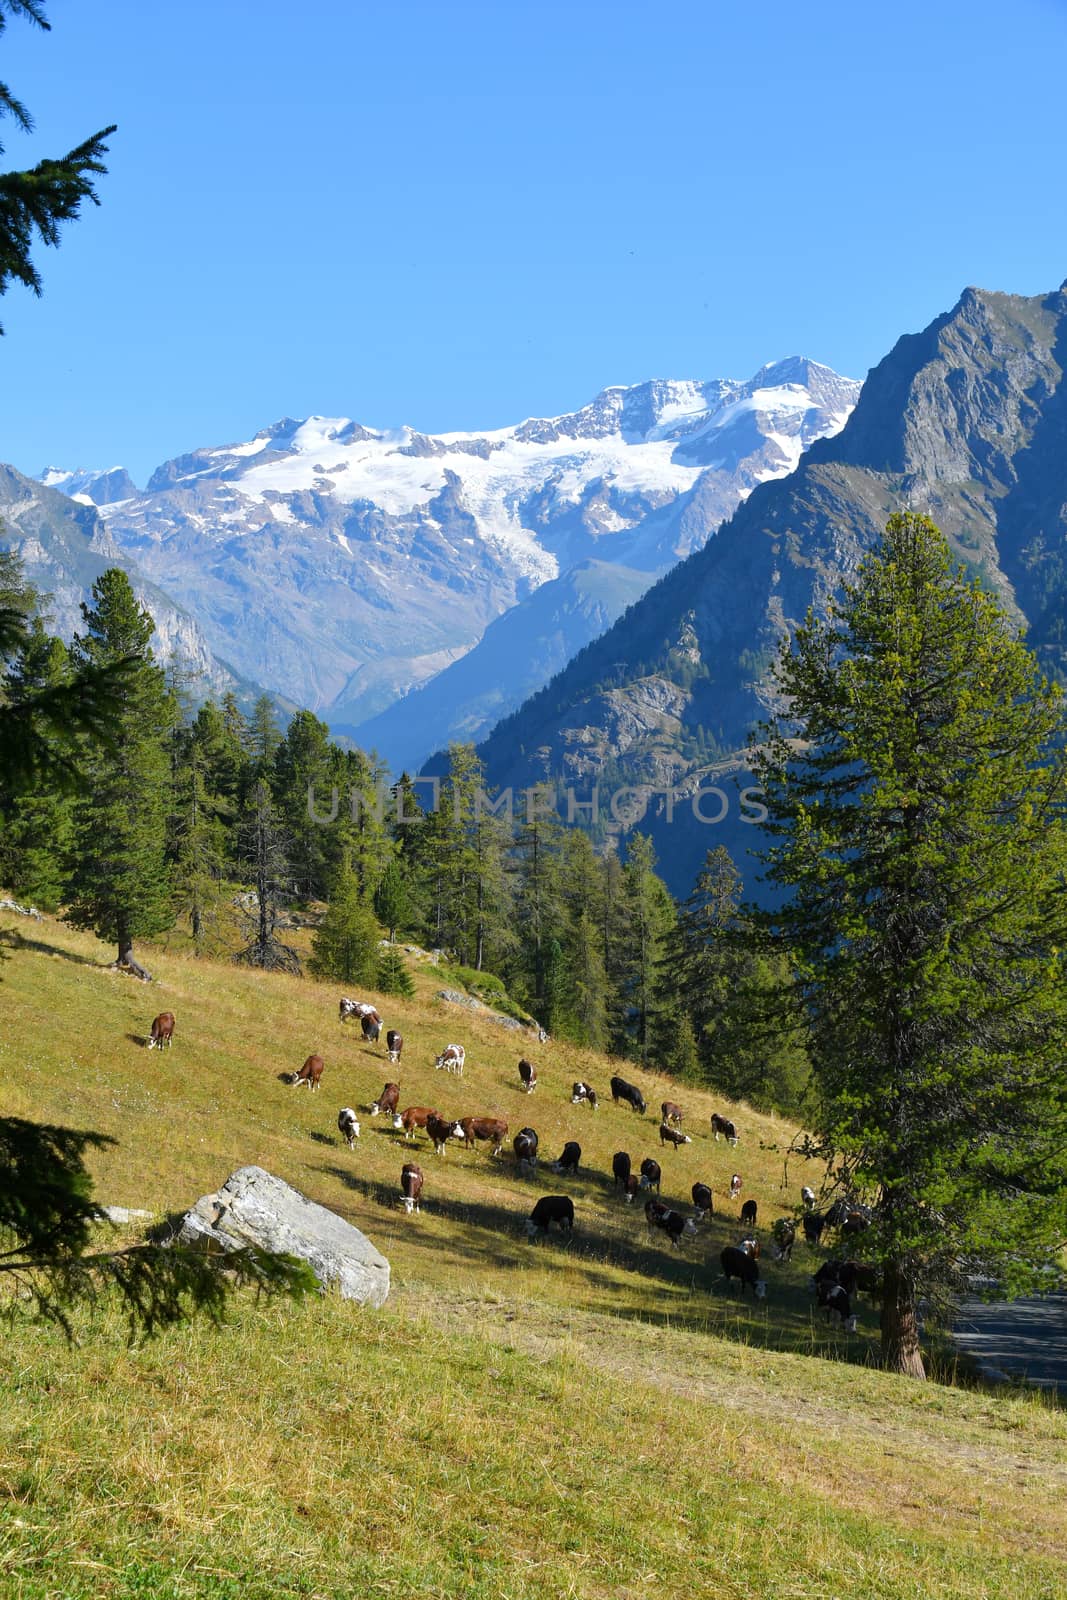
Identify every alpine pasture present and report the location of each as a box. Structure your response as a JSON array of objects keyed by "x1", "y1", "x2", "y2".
[{"x1": 1, "y1": 909, "x2": 1065, "y2": 1600}]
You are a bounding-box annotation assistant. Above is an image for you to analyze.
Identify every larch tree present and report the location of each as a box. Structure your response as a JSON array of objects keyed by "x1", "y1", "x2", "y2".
[
  {"x1": 64, "y1": 570, "x2": 178, "y2": 974},
  {"x1": 755, "y1": 512, "x2": 1067, "y2": 1378}
]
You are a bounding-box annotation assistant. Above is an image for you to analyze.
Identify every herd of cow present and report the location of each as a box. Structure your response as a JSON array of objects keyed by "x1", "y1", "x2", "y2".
[{"x1": 143, "y1": 998, "x2": 875, "y2": 1332}]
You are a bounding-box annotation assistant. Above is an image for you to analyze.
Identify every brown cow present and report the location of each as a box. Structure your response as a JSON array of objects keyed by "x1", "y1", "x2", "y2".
[
  {"x1": 659, "y1": 1124, "x2": 692, "y2": 1150},
  {"x1": 147, "y1": 1012, "x2": 175, "y2": 1050},
  {"x1": 394, "y1": 1106, "x2": 438, "y2": 1140},
  {"x1": 518, "y1": 1058, "x2": 537, "y2": 1093},
  {"x1": 711, "y1": 1112, "x2": 739, "y2": 1145},
  {"x1": 400, "y1": 1162, "x2": 424, "y2": 1215},
  {"x1": 459, "y1": 1116, "x2": 507, "y2": 1156},
  {"x1": 370, "y1": 1082, "x2": 400, "y2": 1118},
  {"x1": 740, "y1": 1199, "x2": 758, "y2": 1228},
  {"x1": 292, "y1": 1054, "x2": 324, "y2": 1090},
  {"x1": 661, "y1": 1100, "x2": 683, "y2": 1127},
  {"x1": 426, "y1": 1113, "x2": 465, "y2": 1155}
]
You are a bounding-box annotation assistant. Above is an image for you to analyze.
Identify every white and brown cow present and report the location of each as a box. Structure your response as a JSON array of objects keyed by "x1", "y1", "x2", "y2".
[
  {"x1": 400, "y1": 1162, "x2": 424, "y2": 1215},
  {"x1": 661, "y1": 1100, "x2": 684, "y2": 1127},
  {"x1": 146, "y1": 1012, "x2": 175, "y2": 1050},
  {"x1": 711, "y1": 1113, "x2": 739, "y2": 1145},
  {"x1": 435, "y1": 1044, "x2": 466, "y2": 1075},
  {"x1": 292, "y1": 1054, "x2": 324, "y2": 1090},
  {"x1": 394, "y1": 1105, "x2": 438, "y2": 1140},
  {"x1": 659, "y1": 1124, "x2": 692, "y2": 1150},
  {"x1": 370, "y1": 1081, "x2": 400, "y2": 1118},
  {"x1": 425, "y1": 1113, "x2": 465, "y2": 1156},
  {"x1": 518, "y1": 1058, "x2": 537, "y2": 1093},
  {"x1": 571, "y1": 1081, "x2": 599, "y2": 1109},
  {"x1": 339, "y1": 998, "x2": 379, "y2": 1025}
]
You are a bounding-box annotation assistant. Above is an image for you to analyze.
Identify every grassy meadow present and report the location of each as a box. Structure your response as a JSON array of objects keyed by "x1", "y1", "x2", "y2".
[{"x1": 1, "y1": 907, "x2": 1065, "y2": 1598}]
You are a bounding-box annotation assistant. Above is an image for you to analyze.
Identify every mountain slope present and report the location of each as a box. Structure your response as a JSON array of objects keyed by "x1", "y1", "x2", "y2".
[
  {"x1": 472, "y1": 283, "x2": 1067, "y2": 893},
  {"x1": 0, "y1": 464, "x2": 260, "y2": 703},
  {"x1": 57, "y1": 358, "x2": 859, "y2": 738}
]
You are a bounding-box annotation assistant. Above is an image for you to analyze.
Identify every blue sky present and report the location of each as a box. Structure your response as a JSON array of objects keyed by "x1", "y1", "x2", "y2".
[{"x1": 3, "y1": 0, "x2": 1067, "y2": 483}]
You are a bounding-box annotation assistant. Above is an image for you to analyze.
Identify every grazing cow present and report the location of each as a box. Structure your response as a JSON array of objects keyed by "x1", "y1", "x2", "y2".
[
  {"x1": 691, "y1": 1182, "x2": 714, "y2": 1220},
  {"x1": 394, "y1": 1105, "x2": 438, "y2": 1140},
  {"x1": 818, "y1": 1280, "x2": 858, "y2": 1332},
  {"x1": 571, "y1": 1081, "x2": 599, "y2": 1109},
  {"x1": 146, "y1": 1012, "x2": 175, "y2": 1050},
  {"x1": 514, "y1": 1127, "x2": 539, "y2": 1169},
  {"x1": 361, "y1": 1013, "x2": 382, "y2": 1044},
  {"x1": 400, "y1": 1162, "x2": 424, "y2": 1215},
  {"x1": 841, "y1": 1210, "x2": 870, "y2": 1238},
  {"x1": 612, "y1": 1151, "x2": 633, "y2": 1191},
  {"x1": 738, "y1": 1234, "x2": 761, "y2": 1261},
  {"x1": 526, "y1": 1195, "x2": 574, "y2": 1237},
  {"x1": 426, "y1": 1113, "x2": 465, "y2": 1156},
  {"x1": 711, "y1": 1113, "x2": 738, "y2": 1145},
  {"x1": 740, "y1": 1199, "x2": 758, "y2": 1228},
  {"x1": 337, "y1": 1107, "x2": 361, "y2": 1148},
  {"x1": 801, "y1": 1185, "x2": 816, "y2": 1209},
  {"x1": 719, "y1": 1245, "x2": 767, "y2": 1298},
  {"x1": 623, "y1": 1173, "x2": 641, "y2": 1201},
  {"x1": 660, "y1": 1124, "x2": 692, "y2": 1150},
  {"x1": 661, "y1": 1100, "x2": 684, "y2": 1127},
  {"x1": 370, "y1": 1082, "x2": 400, "y2": 1118},
  {"x1": 639, "y1": 1157, "x2": 661, "y2": 1193},
  {"x1": 386, "y1": 1030, "x2": 403, "y2": 1066},
  {"x1": 459, "y1": 1115, "x2": 508, "y2": 1156},
  {"x1": 610, "y1": 1076, "x2": 646, "y2": 1114},
  {"x1": 435, "y1": 1044, "x2": 466, "y2": 1075},
  {"x1": 292, "y1": 1054, "x2": 324, "y2": 1090},
  {"x1": 772, "y1": 1217, "x2": 796, "y2": 1261},
  {"x1": 811, "y1": 1260, "x2": 866, "y2": 1299},
  {"x1": 645, "y1": 1197, "x2": 696, "y2": 1249},
  {"x1": 339, "y1": 999, "x2": 379, "y2": 1025},
  {"x1": 551, "y1": 1140, "x2": 581, "y2": 1175},
  {"x1": 536, "y1": 1027, "x2": 549, "y2": 1044},
  {"x1": 729, "y1": 1173, "x2": 743, "y2": 1201},
  {"x1": 802, "y1": 1210, "x2": 827, "y2": 1246},
  {"x1": 518, "y1": 1058, "x2": 537, "y2": 1094}
]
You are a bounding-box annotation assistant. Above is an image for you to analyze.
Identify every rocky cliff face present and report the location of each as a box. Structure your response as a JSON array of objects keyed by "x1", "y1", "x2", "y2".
[
  {"x1": 0, "y1": 464, "x2": 257, "y2": 702},
  {"x1": 472, "y1": 284, "x2": 1067, "y2": 894},
  {"x1": 43, "y1": 358, "x2": 858, "y2": 744}
]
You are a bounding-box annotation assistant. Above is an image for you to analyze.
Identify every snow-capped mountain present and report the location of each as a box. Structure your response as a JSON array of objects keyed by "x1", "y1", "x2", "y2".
[{"x1": 41, "y1": 357, "x2": 859, "y2": 756}]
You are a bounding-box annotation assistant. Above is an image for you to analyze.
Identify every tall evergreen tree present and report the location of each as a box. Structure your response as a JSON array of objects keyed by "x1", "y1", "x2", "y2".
[
  {"x1": 0, "y1": 617, "x2": 73, "y2": 907},
  {"x1": 232, "y1": 777, "x2": 299, "y2": 973},
  {"x1": 617, "y1": 832, "x2": 676, "y2": 1064},
  {"x1": 64, "y1": 571, "x2": 178, "y2": 972},
  {"x1": 755, "y1": 512, "x2": 1067, "y2": 1378},
  {"x1": 168, "y1": 716, "x2": 231, "y2": 951},
  {"x1": 308, "y1": 858, "x2": 379, "y2": 986}
]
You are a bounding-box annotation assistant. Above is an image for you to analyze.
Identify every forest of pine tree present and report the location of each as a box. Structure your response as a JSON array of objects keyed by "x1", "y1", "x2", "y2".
[{"x1": 0, "y1": 557, "x2": 808, "y2": 1110}]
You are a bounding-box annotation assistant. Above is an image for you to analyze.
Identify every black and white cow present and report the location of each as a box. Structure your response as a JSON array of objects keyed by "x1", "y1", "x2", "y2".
[{"x1": 337, "y1": 1107, "x2": 361, "y2": 1148}]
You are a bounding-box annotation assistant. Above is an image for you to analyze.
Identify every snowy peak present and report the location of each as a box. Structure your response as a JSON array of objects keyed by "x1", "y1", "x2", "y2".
[
  {"x1": 37, "y1": 358, "x2": 860, "y2": 737},
  {"x1": 39, "y1": 464, "x2": 139, "y2": 505}
]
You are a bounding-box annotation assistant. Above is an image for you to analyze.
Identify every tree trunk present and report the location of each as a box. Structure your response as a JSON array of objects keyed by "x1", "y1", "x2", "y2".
[{"x1": 880, "y1": 1264, "x2": 926, "y2": 1379}]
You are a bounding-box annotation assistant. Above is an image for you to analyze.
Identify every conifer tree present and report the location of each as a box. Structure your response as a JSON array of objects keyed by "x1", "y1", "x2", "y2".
[
  {"x1": 756, "y1": 512, "x2": 1067, "y2": 1378},
  {"x1": 308, "y1": 858, "x2": 379, "y2": 986},
  {"x1": 376, "y1": 943, "x2": 414, "y2": 998},
  {"x1": 64, "y1": 570, "x2": 178, "y2": 972},
  {"x1": 0, "y1": 618, "x2": 73, "y2": 907},
  {"x1": 374, "y1": 857, "x2": 411, "y2": 942},
  {"x1": 168, "y1": 716, "x2": 230, "y2": 951}
]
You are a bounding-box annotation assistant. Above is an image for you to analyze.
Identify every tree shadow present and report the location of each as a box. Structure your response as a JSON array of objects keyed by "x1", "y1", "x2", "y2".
[{"x1": 0, "y1": 927, "x2": 105, "y2": 968}]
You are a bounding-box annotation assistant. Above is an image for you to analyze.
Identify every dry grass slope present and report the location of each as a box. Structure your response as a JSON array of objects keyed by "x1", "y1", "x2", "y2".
[{"x1": 1, "y1": 909, "x2": 1065, "y2": 1599}]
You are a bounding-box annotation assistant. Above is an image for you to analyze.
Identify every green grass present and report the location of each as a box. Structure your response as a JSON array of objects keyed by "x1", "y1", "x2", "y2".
[{"x1": 1, "y1": 907, "x2": 1065, "y2": 1598}]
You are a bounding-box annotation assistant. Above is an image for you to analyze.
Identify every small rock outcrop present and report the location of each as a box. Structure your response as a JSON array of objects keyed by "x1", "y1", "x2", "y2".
[{"x1": 173, "y1": 1166, "x2": 389, "y2": 1307}]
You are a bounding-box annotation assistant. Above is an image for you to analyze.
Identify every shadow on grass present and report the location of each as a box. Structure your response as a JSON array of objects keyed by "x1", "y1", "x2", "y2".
[
  {"x1": 0, "y1": 926, "x2": 104, "y2": 968},
  {"x1": 126, "y1": 1032, "x2": 149, "y2": 1047}
]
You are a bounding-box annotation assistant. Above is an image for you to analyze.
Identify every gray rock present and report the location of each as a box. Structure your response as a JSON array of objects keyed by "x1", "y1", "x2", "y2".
[
  {"x1": 173, "y1": 1165, "x2": 389, "y2": 1307},
  {"x1": 100, "y1": 1206, "x2": 154, "y2": 1224}
]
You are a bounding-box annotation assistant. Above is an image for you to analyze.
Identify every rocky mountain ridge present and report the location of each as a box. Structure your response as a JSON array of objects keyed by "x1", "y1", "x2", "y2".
[
  {"x1": 471, "y1": 283, "x2": 1067, "y2": 894},
  {"x1": 38, "y1": 357, "x2": 859, "y2": 755}
]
